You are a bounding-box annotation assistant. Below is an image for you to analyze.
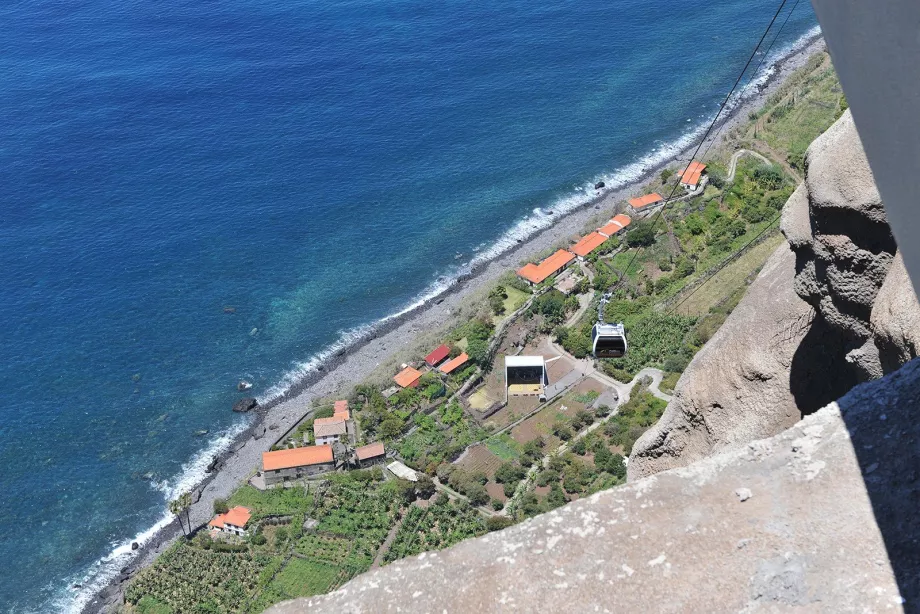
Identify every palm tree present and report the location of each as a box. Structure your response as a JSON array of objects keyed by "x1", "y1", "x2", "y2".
[{"x1": 168, "y1": 491, "x2": 193, "y2": 537}]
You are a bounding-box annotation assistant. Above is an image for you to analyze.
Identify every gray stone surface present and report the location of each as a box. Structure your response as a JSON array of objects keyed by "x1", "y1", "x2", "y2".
[
  {"x1": 871, "y1": 253, "x2": 920, "y2": 372},
  {"x1": 268, "y1": 359, "x2": 920, "y2": 614},
  {"x1": 627, "y1": 242, "x2": 813, "y2": 480},
  {"x1": 788, "y1": 110, "x2": 897, "y2": 354}
]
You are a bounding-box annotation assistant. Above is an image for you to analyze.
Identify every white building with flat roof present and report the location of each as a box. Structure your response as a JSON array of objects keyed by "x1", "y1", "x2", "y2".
[{"x1": 504, "y1": 355, "x2": 547, "y2": 402}]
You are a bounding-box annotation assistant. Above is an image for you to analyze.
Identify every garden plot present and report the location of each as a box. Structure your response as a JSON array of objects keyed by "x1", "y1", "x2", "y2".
[
  {"x1": 455, "y1": 443, "x2": 504, "y2": 479},
  {"x1": 384, "y1": 499, "x2": 487, "y2": 563},
  {"x1": 125, "y1": 542, "x2": 268, "y2": 613}
]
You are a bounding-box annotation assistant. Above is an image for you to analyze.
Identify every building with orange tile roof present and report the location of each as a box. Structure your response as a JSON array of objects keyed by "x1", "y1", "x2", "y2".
[
  {"x1": 394, "y1": 366, "x2": 423, "y2": 388},
  {"x1": 439, "y1": 352, "x2": 469, "y2": 375},
  {"x1": 313, "y1": 415, "x2": 347, "y2": 446},
  {"x1": 516, "y1": 249, "x2": 576, "y2": 285},
  {"x1": 628, "y1": 193, "x2": 665, "y2": 211},
  {"x1": 209, "y1": 506, "x2": 252, "y2": 536},
  {"x1": 262, "y1": 445, "x2": 335, "y2": 485},
  {"x1": 334, "y1": 400, "x2": 348, "y2": 414},
  {"x1": 679, "y1": 161, "x2": 707, "y2": 188},
  {"x1": 598, "y1": 214, "x2": 632, "y2": 237},
  {"x1": 355, "y1": 441, "x2": 387, "y2": 467},
  {"x1": 570, "y1": 231, "x2": 608, "y2": 259}
]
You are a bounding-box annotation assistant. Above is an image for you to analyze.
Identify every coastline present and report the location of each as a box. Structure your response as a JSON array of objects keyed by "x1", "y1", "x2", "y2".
[{"x1": 78, "y1": 32, "x2": 826, "y2": 614}]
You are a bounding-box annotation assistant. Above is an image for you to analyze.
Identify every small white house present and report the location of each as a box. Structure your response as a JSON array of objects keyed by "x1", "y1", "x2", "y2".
[{"x1": 208, "y1": 506, "x2": 252, "y2": 536}]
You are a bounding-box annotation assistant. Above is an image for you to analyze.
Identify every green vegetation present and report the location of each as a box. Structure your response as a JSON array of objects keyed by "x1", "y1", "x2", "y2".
[
  {"x1": 268, "y1": 558, "x2": 341, "y2": 599},
  {"x1": 484, "y1": 433, "x2": 521, "y2": 461},
  {"x1": 398, "y1": 401, "x2": 487, "y2": 474},
  {"x1": 126, "y1": 542, "x2": 270, "y2": 613},
  {"x1": 228, "y1": 485, "x2": 313, "y2": 518},
  {"x1": 604, "y1": 388, "x2": 667, "y2": 455},
  {"x1": 135, "y1": 596, "x2": 171, "y2": 614},
  {"x1": 385, "y1": 497, "x2": 486, "y2": 562}
]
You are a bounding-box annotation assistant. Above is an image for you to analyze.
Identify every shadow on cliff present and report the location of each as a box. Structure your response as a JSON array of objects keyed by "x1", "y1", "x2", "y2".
[
  {"x1": 789, "y1": 315, "x2": 855, "y2": 415},
  {"x1": 832, "y1": 358, "x2": 920, "y2": 606}
]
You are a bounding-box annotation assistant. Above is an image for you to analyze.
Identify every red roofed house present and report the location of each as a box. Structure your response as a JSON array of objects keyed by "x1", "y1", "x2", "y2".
[
  {"x1": 208, "y1": 506, "x2": 252, "y2": 536},
  {"x1": 679, "y1": 161, "x2": 707, "y2": 189},
  {"x1": 440, "y1": 352, "x2": 469, "y2": 375},
  {"x1": 313, "y1": 415, "x2": 348, "y2": 446},
  {"x1": 424, "y1": 344, "x2": 451, "y2": 368},
  {"x1": 598, "y1": 214, "x2": 632, "y2": 237},
  {"x1": 355, "y1": 441, "x2": 387, "y2": 468},
  {"x1": 516, "y1": 249, "x2": 576, "y2": 286},
  {"x1": 262, "y1": 445, "x2": 335, "y2": 486},
  {"x1": 570, "y1": 231, "x2": 608, "y2": 260},
  {"x1": 628, "y1": 192, "x2": 664, "y2": 212},
  {"x1": 394, "y1": 366, "x2": 423, "y2": 389}
]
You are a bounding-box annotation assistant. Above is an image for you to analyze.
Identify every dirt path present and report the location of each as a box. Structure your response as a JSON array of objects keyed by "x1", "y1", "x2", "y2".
[
  {"x1": 726, "y1": 148, "x2": 773, "y2": 183},
  {"x1": 371, "y1": 513, "x2": 405, "y2": 569}
]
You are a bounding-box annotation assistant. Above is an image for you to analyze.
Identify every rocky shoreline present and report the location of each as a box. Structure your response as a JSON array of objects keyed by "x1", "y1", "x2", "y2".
[{"x1": 81, "y1": 34, "x2": 826, "y2": 614}]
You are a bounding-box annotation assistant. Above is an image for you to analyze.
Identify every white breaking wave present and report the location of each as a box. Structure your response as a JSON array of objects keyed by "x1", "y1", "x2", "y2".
[{"x1": 53, "y1": 421, "x2": 249, "y2": 614}]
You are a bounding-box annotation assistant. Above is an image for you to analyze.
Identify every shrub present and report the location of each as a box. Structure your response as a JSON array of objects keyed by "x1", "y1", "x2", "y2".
[
  {"x1": 213, "y1": 498, "x2": 229, "y2": 515},
  {"x1": 626, "y1": 223, "x2": 656, "y2": 247},
  {"x1": 486, "y1": 516, "x2": 515, "y2": 532},
  {"x1": 660, "y1": 168, "x2": 674, "y2": 183},
  {"x1": 752, "y1": 164, "x2": 784, "y2": 190},
  {"x1": 536, "y1": 468, "x2": 559, "y2": 487},
  {"x1": 571, "y1": 438, "x2": 587, "y2": 455},
  {"x1": 491, "y1": 498, "x2": 504, "y2": 511},
  {"x1": 494, "y1": 461, "x2": 526, "y2": 485},
  {"x1": 552, "y1": 422, "x2": 574, "y2": 441}
]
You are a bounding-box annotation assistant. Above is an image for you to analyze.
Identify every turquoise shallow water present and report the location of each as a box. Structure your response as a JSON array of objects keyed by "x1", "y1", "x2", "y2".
[{"x1": 0, "y1": 0, "x2": 817, "y2": 610}]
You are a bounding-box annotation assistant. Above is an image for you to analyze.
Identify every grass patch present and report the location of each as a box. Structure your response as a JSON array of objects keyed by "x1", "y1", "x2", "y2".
[
  {"x1": 573, "y1": 389, "x2": 600, "y2": 405},
  {"x1": 484, "y1": 433, "x2": 521, "y2": 461},
  {"x1": 135, "y1": 596, "x2": 172, "y2": 614},
  {"x1": 676, "y1": 232, "x2": 785, "y2": 316},
  {"x1": 270, "y1": 558, "x2": 341, "y2": 599},
  {"x1": 659, "y1": 372, "x2": 680, "y2": 395},
  {"x1": 228, "y1": 484, "x2": 313, "y2": 518}
]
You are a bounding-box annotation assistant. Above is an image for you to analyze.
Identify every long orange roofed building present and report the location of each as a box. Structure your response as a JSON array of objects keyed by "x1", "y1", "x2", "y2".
[
  {"x1": 517, "y1": 249, "x2": 575, "y2": 285},
  {"x1": 599, "y1": 214, "x2": 631, "y2": 237},
  {"x1": 262, "y1": 445, "x2": 333, "y2": 471},
  {"x1": 628, "y1": 192, "x2": 664, "y2": 210},
  {"x1": 570, "y1": 232, "x2": 608, "y2": 258}
]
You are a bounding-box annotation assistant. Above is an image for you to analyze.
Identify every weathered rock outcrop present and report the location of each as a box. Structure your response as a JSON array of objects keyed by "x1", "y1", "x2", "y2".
[
  {"x1": 625, "y1": 242, "x2": 813, "y2": 478},
  {"x1": 267, "y1": 358, "x2": 920, "y2": 614},
  {"x1": 629, "y1": 110, "x2": 919, "y2": 481}
]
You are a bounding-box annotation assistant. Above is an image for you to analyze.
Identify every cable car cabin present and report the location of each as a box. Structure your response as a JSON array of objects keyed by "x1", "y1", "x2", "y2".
[{"x1": 592, "y1": 322, "x2": 627, "y2": 358}]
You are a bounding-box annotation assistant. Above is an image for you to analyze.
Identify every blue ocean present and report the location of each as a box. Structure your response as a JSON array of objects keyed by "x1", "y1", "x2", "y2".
[{"x1": 0, "y1": 0, "x2": 817, "y2": 610}]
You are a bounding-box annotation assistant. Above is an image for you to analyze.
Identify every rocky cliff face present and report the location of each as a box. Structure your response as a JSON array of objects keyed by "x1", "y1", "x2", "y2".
[{"x1": 628, "y1": 110, "x2": 919, "y2": 481}]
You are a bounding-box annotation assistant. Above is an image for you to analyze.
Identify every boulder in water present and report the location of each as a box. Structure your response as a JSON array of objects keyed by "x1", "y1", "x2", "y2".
[
  {"x1": 594, "y1": 181, "x2": 605, "y2": 190},
  {"x1": 232, "y1": 398, "x2": 258, "y2": 413},
  {"x1": 131, "y1": 542, "x2": 139, "y2": 551}
]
